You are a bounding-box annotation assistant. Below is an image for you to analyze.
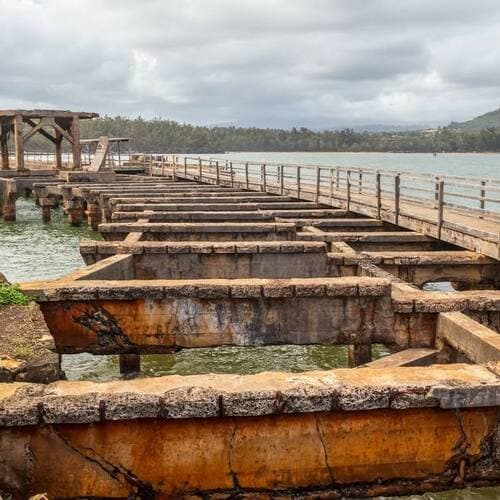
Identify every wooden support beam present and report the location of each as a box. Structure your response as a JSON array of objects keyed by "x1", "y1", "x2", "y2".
[
  {"x1": 70, "y1": 115, "x2": 81, "y2": 169},
  {"x1": 0, "y1": 124, "x2": 9, "y2": 170},
  {"x1": 55, "y1": 131, "x2": 63, "y2": 170},
  {"x1": 13, "y1": 114, "x2": 25, "y2": 170},
  {"x1": 24, "y1": 118, "x2": 57, "y2": 145},
  {"x1": 51, "y1": 120, "x2": 74, "y2": 145},
  {"x1": 23, "y1": 120, "x2": 46, "y2": 142}
]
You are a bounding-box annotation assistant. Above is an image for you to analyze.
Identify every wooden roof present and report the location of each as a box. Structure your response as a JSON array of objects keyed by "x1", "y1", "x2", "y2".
[{"x1": 0, "y1": 109, "x2": 99, "y2": 119}]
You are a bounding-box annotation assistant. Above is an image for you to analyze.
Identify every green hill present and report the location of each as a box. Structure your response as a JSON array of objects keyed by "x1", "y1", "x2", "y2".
[{"x1": 450, "y1": 107, "x2": 500, "y2": 131}]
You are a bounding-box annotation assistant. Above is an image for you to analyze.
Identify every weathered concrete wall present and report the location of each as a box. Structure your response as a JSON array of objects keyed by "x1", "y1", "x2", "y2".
[
  {"x1": 111, "y1": 208, "x2": 345, "y2": 222},
  {"x1": 1, "y1": 364, "x2": 500, "y2": 498},
  {"x1": 437, "y1": 312, "x2": 500, "y2": 363},
  {"x1": 58, "y1": 171, "x2": 117, "y2": 183},
  {"x1": 383, "y1": 261, "x2": 499, "y2": 288},
  {"x1": 114, "y1": 201, "x2": 322, "y2": 212},
  {"x1": 99, "y1": 222, "x2": 298, "y2": 242},
  {"x1": 74, "y1": 254, "x2": 134, "y2": 281},
  {"x1": 466, "y1": 311, "x2": 500, "y2": 333},
  {"x1": 133, "y1": 247, "x2": 330, "y2": 280},
  {"x1": 80, "y1": 241, "x2": 336, "y2": 279},
  {"x1": 21, "y1": 277, "x2": 393, "y2": 354}
]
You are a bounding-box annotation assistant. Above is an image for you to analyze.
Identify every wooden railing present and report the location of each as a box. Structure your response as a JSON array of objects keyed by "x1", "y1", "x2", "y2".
[{"x1": 155, "y1": 156, "x2": 500, "y2": 233}]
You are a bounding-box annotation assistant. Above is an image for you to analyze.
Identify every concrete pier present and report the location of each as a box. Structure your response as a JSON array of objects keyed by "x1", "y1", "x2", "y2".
[{"x1": 2, "y1": 158, "x2": 500, "y2": 498}]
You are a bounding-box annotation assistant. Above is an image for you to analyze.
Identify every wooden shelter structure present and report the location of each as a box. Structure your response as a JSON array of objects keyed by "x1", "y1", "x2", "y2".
[{"x1": 0, "y1": 109, "x2": 98, "y2": 171}]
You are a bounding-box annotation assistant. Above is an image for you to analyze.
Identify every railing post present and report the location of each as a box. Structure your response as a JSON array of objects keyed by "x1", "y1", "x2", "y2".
[
  {"x1": 184, "y1": 157, "x2": 187, "y2": 177},
  {"x1": 280, "y1": 165, "x2": 284, "y2": 195},
  {"x1": 434, "y1": 176, "x2": 440, "y2": 208},
  {"x1": 297, "y1": 166, "x2": 301, "y2": 199},
  {"x1": 245, "y1": 162, "x2": 249, "y2": 189},
  {"x1": 437, "y1": 180, "x2": 444, "y2": 239},
  {"x1": 330, "y1": 169, "x2": 334, "y2": 202},
  {"x1": 336, "y1": 167, "x2": 340, "y2": 190},
  {"x1": 230, "y1": 161, "x2": 234, "y2": 188},
  {"x1": 315, "y1": 167, "x2": 321, "y2": 204},
  {"x1": 358, "y1": 171, "x2": 362, "y2": 194},
  {"x1": 376, "y1": 171, "x2": 381, "y2": 219},
  {"x1": 262, "y1": 163, "x2": 266, "y2": 192},
  {"x1": 172, "y1": 156, "x2": 177, "y2": 181},
  {"x1": 346, "y1": 170, "x2": 351, "y2": 211},
  {"x1": 198, "y1": 157, "x2": 202, "y2": 182},
  {"x1": 480, "y1": 179, "x2": 486, "y2": 215},
  {"x1": 216, "y1": 161, "x2": 220, "y2": 185},
  {"x1": 394, "y1": 174, "x2": 400, "y2": 225},
  {"x1": 161, "y1": 155, "x2": 165, "y2": 177}
]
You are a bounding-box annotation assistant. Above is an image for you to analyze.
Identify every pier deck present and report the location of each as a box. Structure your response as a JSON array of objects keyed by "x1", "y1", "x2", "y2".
[{"x1": 1, "y1": 157, "x2": 500, "y2": 498}]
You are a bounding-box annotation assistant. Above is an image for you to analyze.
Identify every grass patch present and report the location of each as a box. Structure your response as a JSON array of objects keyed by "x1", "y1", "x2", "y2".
[
  {"x1": 12, "y1": 341, "x2": 38, "y2": 361},
  {"x1": 0, "y1": 283, "x2": 30, "y2": 306}
]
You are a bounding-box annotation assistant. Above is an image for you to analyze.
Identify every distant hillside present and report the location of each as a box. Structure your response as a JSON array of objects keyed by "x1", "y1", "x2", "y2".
[
  {"x1": 450, "y1": 107, "x2": 500, "y2": 131},
  {"x1": 11, "y1": 114, "x2": 500, "y2": 153}
]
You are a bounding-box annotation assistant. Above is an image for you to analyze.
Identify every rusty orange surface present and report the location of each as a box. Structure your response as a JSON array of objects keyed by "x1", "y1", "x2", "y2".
[{"x1": 2, "y1": 407, "x2": 496, "y2": 497}]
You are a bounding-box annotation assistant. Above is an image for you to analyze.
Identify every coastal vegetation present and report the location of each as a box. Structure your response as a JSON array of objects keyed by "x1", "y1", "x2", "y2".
[
  {"x1": 77, "y1": 113, "x2": 500, "y2": 153},
  {"x1": 0, "y1": 283, "x2": 30, "y2": 306},
  {"x1": 15, "y1": 108, "x2": 500, "y2": 154}
]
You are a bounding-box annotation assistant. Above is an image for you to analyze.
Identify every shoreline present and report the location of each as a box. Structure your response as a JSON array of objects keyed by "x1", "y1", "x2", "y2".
[{"x1": 220, "y1": 151, "x2": 500, "y2": 155}]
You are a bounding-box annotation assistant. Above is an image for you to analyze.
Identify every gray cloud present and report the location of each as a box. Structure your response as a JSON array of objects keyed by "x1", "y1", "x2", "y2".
[{"x1": 1, "y1": 0, "x2": 500, "y2": 128}]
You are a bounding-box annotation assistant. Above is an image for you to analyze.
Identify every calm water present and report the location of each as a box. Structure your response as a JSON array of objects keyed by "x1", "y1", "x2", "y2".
[
  {"x1": 208, "y1": 151, "x2": 500, "y2": 178},
  {"x1": 1, "y1": 154, "x2": 498, "y2": 499}
]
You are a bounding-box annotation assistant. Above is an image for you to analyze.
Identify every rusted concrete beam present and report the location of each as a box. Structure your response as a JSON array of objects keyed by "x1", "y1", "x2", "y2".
[
  {"x1": 332, "y1": 250, "x2": 500, "y2": 288},
  {"x1": 79, "y1": 241, "x2": 336, "y2": 280},
  {"x1": 115, "y1": 201, "x2": 320, "y2": 212},
  {"x1": 21, "y1": 277, "x2": 392, "y2": 354},
  {"x1": 98, "y1": 222, "x2": 298, "y2": 242},
  {"x1": 111, "y1": 208, "x2": 344, "y2": 222},
  {"x1": 437, "y1": 312, "x2": 500, "y2": 363},
  {"x1": 58, "y1": 170, "x2": 117, "y2": 183},
  {"x1": 1, "y1": 364, "x2": 500, "y2": 497},
  {"x1": 299, "y1": 231, "x2": 434, "y2": 243},
  {"x1": 361, "y1": 348, "x2": 438, "y2": 368}
]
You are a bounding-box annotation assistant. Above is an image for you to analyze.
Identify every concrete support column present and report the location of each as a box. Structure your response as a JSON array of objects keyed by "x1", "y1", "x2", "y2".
[
  {"x1": 119, "y1": 354, "x2": 141, "y2": 375},
  {"x1": 1, "y1": 124, "x2": 10, "y2": 170},
  {"x1": 70, "y1": 115, "x2": 81, "y2": 170},
  {"x1": 86, "y1": 202, "x2": 101, "y2": 230},
  {"x1": 348, "y1": 344, "x2": 372, "y2": 367},
  {"x1": 2, "y1": 205, "x2": 16, "y2": 221},
  {"x1": 13, "y1": 114, "x2": 25, "y2": 171},
  {"x1": 67, "y1": 200, "x2": 85, "y2": 226},
  {"x1": 1, "y1": 179, "x2": 17, "y2": 222},
  {"x1": 39, "y1": 198, "x2": 53, "y2": 223}
]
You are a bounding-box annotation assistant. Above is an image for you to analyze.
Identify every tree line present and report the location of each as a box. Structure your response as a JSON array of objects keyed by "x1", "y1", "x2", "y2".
[{"x1": 14, "y1": 115, "x2": 500, "y2": 153}]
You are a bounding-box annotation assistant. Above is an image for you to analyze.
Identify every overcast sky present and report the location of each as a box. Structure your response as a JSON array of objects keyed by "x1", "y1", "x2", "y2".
[{"x1": 1, "y1": 0, "x2": 500, "y2": 129}]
